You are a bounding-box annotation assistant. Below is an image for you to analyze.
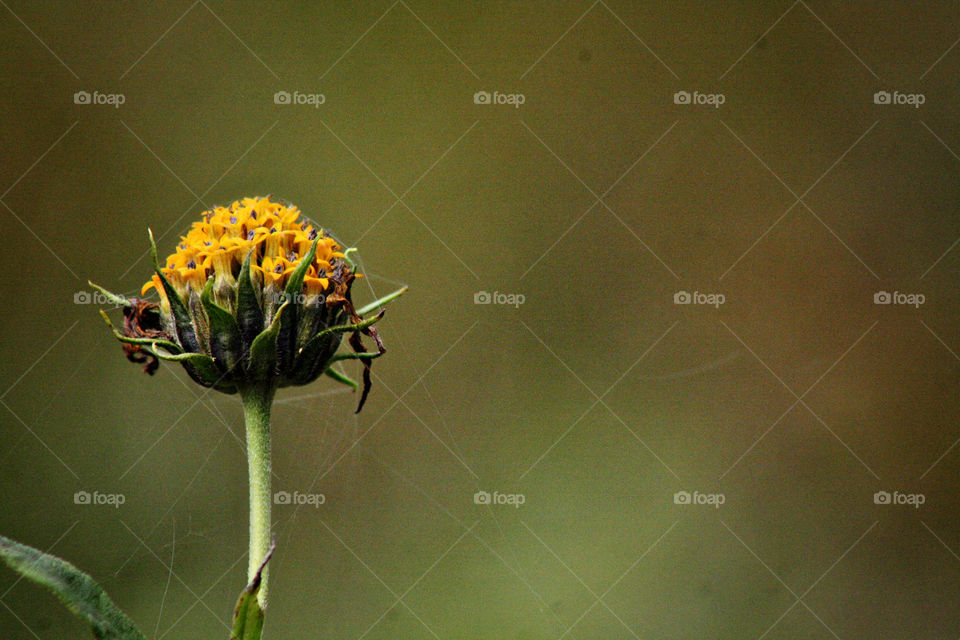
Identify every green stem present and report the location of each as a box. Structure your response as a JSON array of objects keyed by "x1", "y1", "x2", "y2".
[{"x1": 241, "y1": 383, "x2": 277, "y2": 609}]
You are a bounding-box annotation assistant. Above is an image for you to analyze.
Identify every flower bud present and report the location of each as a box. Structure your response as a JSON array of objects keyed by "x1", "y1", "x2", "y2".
[{"x1": 95, "y1": 196, "x2": 395, "y2": 412}]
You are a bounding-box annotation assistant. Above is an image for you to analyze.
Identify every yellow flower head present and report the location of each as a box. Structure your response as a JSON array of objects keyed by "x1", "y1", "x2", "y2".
[{"x1": 142, "y1": 196, "x2": 349, "y2": 307}]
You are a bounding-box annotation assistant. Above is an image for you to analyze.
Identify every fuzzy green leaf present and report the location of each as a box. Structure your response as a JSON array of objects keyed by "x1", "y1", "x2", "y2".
[{"x1": 0, "y1": 534, "x2": 147, "y2": 640}]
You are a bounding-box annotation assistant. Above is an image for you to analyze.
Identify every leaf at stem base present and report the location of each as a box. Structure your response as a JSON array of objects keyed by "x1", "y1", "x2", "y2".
[
  {"x1": 230, "y1": 539, "x2": 276, "y2": 640},
  {"x1": 0, "y1": 533, "x2": 147, "y2": 640}
]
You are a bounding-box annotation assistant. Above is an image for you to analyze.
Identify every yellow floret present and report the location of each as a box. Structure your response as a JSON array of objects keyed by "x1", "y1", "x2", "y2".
[{"x1": 141, "y1": 196, "x2": 350, "y2": 300}]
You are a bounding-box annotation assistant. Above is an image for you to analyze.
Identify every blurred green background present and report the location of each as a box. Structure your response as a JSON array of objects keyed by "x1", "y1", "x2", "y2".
[{"x1": 1, "y1": 1, "x2": 960, "y2": 638}]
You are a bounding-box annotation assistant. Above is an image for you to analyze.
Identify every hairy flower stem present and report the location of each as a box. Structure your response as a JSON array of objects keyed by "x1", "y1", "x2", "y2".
[{"x1": 241, "y1": 383, "x2": 277, "y2": 609}]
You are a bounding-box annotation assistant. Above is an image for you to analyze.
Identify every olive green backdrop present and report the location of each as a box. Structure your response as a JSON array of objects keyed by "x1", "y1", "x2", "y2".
[{"x1": 1, "y1": 1, "x2": 959, "y2": 638}]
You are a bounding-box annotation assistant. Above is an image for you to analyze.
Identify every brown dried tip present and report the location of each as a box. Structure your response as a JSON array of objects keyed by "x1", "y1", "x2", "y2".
[
  {"x1": 120, "y1": 299, "x2": 174, "y2": 375},
  {"x1": 345, "y1": 296, "x2": 386, "y2": 413}
]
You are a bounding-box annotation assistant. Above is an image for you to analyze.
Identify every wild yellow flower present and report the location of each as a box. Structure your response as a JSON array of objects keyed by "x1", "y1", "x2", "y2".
[
  {"x1": 95, "y1": 195, "x2": 401, "y2": 412},
  {"x1": 88, "y1": 195, "x2": 406, "y2": 621}
]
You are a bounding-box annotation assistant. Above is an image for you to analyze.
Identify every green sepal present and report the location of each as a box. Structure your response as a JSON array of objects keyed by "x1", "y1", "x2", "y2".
[
  {"x1": 277, "y1": 238, "x2": 319, "y2": 372},
  {"x1": 88, "y1": 281, "x2": 132, "y2": 308},
  {"x1": 283, "y1": 238, "x2": 318, "y2": 301},
  {"x1": 152, "y1": 343, "x2": 236, "y2": 393},
  {"x1": 289, "y1": 312, "x2": 385, "y2": 385},
  {"x1": 287, "y1": 331, "x2": 340, "y2": 386},
  {"x1": 295, "y1": 299, "x2": 340, "y2": 353},
  {"x1": 342, "y1": 247, "x2": 358, "y2": 270},
  {"x1": 355, "y1": 286, "x2": 407, "y2": 316},
  {"x1": 99, "y1": 310, "x2": 183, "y2": 354},
  {"x1": 229, "y1": 541, "x2": 274, "y2": 640},
  {"x1": 324, "y1": 366, "x2": 358, "y2": 389},
  {"x1": 202, "y1": 277, "x2": 243, "y2": 376},
  {"x1": 292, "y1": 312, "x2": 383, "y2": 384},
  {"x1": 236, "y1": 248, "x2": 265, "y2": 361},
  {"x1": 0, "y1": 534, "x2": 147, "y2": 640},
  {"x1": 326, "y1": 351, "x2": 384, "y2": 364},
  {"x1": 148, "y1": 228, "x2": 201, "y2": 353},
  {"x1": 188, "y1": 289, "x2": 210, "y2": 355},
  {"x1": 152, "y1": 348, "x2": 218, "y2": 364},
  {"x1": 247, "y1": 301, "x2": 289, "y2": 383}
]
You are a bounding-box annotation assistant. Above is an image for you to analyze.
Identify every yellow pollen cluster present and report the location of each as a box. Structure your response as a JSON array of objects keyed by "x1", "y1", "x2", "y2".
[{"x1": 142, "y1": 196, "x2": 347, "y2": 302}]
